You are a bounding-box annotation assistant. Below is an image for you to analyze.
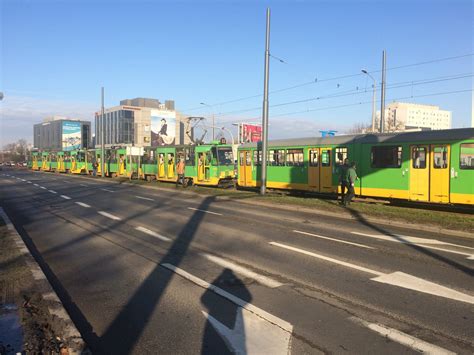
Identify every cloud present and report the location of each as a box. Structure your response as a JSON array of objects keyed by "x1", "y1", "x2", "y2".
[{"x1": 0, "y1": 95, "x2": 96, "y2": 146}]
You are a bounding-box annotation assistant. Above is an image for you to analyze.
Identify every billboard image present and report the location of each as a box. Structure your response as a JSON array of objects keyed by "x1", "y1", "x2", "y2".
[
  {"x1": 151, "y1": 110, "x2": 176, "y2": 146},
  {"x1": 62, "y1": 121, "x2": 82, "y2": 151},
  {"x1": 240, "y1": 123, "x2": 262, "y2": 143}
]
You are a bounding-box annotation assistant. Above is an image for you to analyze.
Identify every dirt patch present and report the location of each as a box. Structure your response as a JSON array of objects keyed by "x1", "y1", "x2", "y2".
[{"x1": 0, "y1": 221, "x2": 70, "y2": 354}]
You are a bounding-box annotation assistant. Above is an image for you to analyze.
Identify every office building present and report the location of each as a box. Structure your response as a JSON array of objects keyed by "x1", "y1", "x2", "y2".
[
  {"x1": 95, "y1": 98, "x2": 191, "y2": 148},
  {"x1": 33, "y1": 116, "x2": 91, "y2": 151},
  {"x1": 377, "y1": 102, "x2": 452, "y2": 132}
]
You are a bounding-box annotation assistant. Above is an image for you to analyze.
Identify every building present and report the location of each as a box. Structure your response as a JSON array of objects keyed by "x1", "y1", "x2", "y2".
[
  {"x1": 94, "y1": 98, "x2": 191, "y2": 148},
  {"x1": 33, "y1": 116, "x2": 91, "y2": 151},
  {"x1": 376, "y1": 102, "x2": 452, "y2": 132}
]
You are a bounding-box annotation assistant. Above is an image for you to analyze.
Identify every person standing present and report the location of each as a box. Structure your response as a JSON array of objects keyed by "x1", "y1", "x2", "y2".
[
  {"x1": 176, "y1": 156, "x2": 185, "y2": 187},
  {"x1": 339, "y1": 158, "x2": 349, "y2": 203},
  {"x1": 343, "y1": 162, "x2": 358, "y2": 206}
]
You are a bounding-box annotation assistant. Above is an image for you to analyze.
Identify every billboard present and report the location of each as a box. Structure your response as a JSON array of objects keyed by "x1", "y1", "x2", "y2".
[
  {"x1": 151, "y1": 110, "x2": 176, "y2": 146},
  {"x1": 62, "y1": 121, "x2": 82, "y2": 151},
  {"x1": 240, "y1": 123, "x2": 262, "y2": 143}
]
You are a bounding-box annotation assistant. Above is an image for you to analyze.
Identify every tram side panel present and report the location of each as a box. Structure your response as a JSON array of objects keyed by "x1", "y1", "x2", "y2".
[{"x1": 450, "y1": 140, "x2": 474, "y2": 204}]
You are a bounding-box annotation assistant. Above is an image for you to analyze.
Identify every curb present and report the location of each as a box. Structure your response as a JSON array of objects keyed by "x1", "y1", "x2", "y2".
[
  {"x1": 35, "y1": 170, "x2": 473, "y2": 239},
  {"x1": 0, "y1": 207, "x2": 88, "y2": 354}
]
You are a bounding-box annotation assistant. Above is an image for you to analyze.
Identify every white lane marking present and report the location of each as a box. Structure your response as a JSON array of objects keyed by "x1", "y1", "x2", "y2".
[
  {"x1": 162, "y1": 263, "x2": 293, "y2": 332},
  {"x1": 271, "y1": 242, "x2": 474, "y2": 305},
  {"x1": 20, "y1": 179, "x2": 26, "y2": 181},
  {"x1": 101, "y1": 188, "x2": 115, "y2": 193},
  {"x1": 202, "y1": 253, "x2": 283, "y2": 288},
  {"x1": 187, "y1": 207, "x2": 222, "y2": 216},
  {"x1": 33, "y1": 183, "x2": 39, "y2": 186},
  {"x1": 48, "y1": 190, "x2": 57, "y2": 194},
  {"x1": 372, "y1": 271, "x2": 474, "y2": 304},
  {"x1": 350, "y1": 317, "x2": 455, "y2": 354},
  {"x1": 98, "y1": 211, "x2": 121, "y2": 220},
  {"x1": 135, "y1": 226, "x2": 171, "y2": 242},
  {"x1": 135, "y1": 196, "x2": 154, "y2": 201},
  {"x1": 351, "y1": 231, "x2": 474, "y2": 259},
  {"x1": 270, "y1": 242, "x2": 383, "y2": 276},
  {"x1": 75, "y1": 202, "x2": 91, "y2": 208},
  {"x1": 40, "y1": 186, "x2": 47, "y2": 189},
  {"x1": 294, "y1": 230, "x2": 375, "y2": 250},
  {"x1": 27, "y1": 181, "x2": 32, "y2": 184},
  {"x1": 60, "y1": 195, "x2": 71, "y2": 200}
]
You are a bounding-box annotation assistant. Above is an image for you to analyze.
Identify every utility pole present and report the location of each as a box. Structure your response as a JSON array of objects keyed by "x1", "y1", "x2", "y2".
[
  {"x1": 260, "y1": 8, "x2": 271, "y2": 195},
  {"x1": 101, "y1": 87, "x2": 105, "y2": 178},
  {"x1": 380, "y1": 50, "x2": 386, "y2": 133}
]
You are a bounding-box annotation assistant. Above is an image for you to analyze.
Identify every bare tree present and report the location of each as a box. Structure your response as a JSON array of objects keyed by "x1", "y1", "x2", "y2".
[
  {"x1": 347, "y1": 122, "x2": 372, "y2": 134},
  {"x1": 1, "y1": 139, "x2": 30, "y2": 162}
]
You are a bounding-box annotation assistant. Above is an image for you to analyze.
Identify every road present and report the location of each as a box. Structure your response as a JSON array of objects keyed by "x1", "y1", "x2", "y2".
[{"x1": 1, "y1": 168, "x2": 473, "y2": 354}]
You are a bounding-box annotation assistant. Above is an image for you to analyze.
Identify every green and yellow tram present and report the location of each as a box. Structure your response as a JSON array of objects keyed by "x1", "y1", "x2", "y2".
[{"x1": 238, "y1": 128, "x2": 474, "y2": 205}]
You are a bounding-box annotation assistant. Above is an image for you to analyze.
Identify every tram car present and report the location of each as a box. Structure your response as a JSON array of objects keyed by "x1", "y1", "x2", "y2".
[
  {"x1": 31, "y1": 151, "x2": 42, "y2": 170},
  {"x1": 139, "y1": 142, "x2": 236, "y2": 187},
  {"x1": 238, "y1": 128, "x2": 474, "y2": 205}
]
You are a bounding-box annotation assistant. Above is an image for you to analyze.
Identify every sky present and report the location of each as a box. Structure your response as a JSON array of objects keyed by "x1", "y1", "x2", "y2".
[{"x1": 1, "y1": 0, "x2": 472, "y2": 146}]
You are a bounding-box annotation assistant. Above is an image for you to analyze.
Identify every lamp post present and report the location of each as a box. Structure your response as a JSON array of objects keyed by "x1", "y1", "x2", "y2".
[
  {"x1": 361, "y1": 69, "x2": 377, "y2": 132},
  {"x1": 200, "y1": 102, "x2": 215, "y2": 141}
]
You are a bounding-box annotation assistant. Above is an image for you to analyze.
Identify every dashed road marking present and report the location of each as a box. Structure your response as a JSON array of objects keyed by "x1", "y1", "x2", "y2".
[
  {"x1": 202, "y1": 253, "x2": 283, "y2": 288},
  {"x1": 48, "y1": 190, "x2": 57, "y2": 194},
  {"x1": 60, "y1": 195, "x2": 71, "y2": 200},
  {"x1": 101, "y1": 188, "x2": 115, "y2": 193},
  {"x1": 98, "y1": 211, "x2": 121, "y2": 220},
  {"x1": 75, "y1": 202, "x2": 91, "y2": 208},
  {"x1": 350, "y1": 317, "x2": 455, "y2": 354},
  {"x1": 20, "y1": 179, "x2": 26, "y2": 181},
  {"x1": 135, "y1": 196, "x2": 154, "y2": 201},
  {"x1": 187, "y1": 207, "x2": 222, "y2": 216},
  {"x1": 33, "y1": 183, "x2": 39, "y2": 187},
  {"x1": 270, "y1": 241, "x2": 474, "y2": 304},
  {"x1": 294, "y1": 230, "x2": 375, "y2": 250},
  {"x1": 40, "y1": 186, "x2": 47, "y2": 189},
  {"x1": 135, "y1": 226, "x2": 171, "y2": 242}
]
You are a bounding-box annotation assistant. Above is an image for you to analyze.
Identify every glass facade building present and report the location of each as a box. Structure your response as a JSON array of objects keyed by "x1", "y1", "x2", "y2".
[{"x1": 95, "y1": 109, "x2": 135, "y2": 147}]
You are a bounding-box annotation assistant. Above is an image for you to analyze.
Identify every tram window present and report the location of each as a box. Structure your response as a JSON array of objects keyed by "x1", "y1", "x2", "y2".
[
  {"x1": 371, "y1": 146, "x2": 402, "y2": 168},
  {"x1": 268, "y1": 149, "x2": 285, "y2": 166},
  {"x1": 286, "y1": 149, "x2": 304, "y2": 166},
  {"x1": 433, "y1": 146, "x2": 448, "y2": 169},
  {"x1": 321, "y1": 150, "x2": 331, "y2": 167},
  {"x1": 412, "y1": 147, "x2": 426, "y2": 169},
  {"x1": 149, "y1": 150, "x2": 156, "y2": 164},
  {"x1": 158, "y1": 153, "x2": 165, "y2": 165},
  {"x1": 185, "y1": 148, "x2": 195, "y2": 166},
  {"x1": 217, "y1": 147, "x2": 233, "y2": 166},
  {"x1": 460, "y1": 143, "x2": 474, "y2": 169},
  {"x1": 167, "y1": 153, "x2": 175, "y2": 164},
  {"x1": 239, "y1": 152, "x2": 245, "y2": 166},
  {"x1": 335, "y1": 147, "x2": 348, "y2": 166},
  {"x1": 246, "y1": 153, "x2": 251, "y2": 166},
  {"x1": 309, "y1": 150, "x2": 319, "y2": 167},
  {"x1": 253, "y1": 150, "x2": 262, "y2": 166}
]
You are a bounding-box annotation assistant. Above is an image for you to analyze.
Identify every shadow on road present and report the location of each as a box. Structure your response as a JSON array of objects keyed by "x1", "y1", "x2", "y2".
[{"x1": 201, "y1": 268, "x2": 252, "y2": 354}]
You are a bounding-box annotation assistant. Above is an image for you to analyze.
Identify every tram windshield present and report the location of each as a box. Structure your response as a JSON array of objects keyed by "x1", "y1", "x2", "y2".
[{"x1": 217, "y1": 147, "x2": 234, "y2": 166}]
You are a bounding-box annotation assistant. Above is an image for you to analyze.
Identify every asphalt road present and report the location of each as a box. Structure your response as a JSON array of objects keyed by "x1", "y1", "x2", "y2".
[{"x1": 1, "y1": 168, "x2": 473, "y2": 354}]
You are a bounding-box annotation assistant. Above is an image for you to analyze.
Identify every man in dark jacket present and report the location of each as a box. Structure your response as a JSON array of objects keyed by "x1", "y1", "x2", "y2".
[
  {"x1": 339, "y1": 158, "x2": 349, "y2": 203},
  {"x1": 343, "y1": 162, "x2": 358, "y2": 206}
]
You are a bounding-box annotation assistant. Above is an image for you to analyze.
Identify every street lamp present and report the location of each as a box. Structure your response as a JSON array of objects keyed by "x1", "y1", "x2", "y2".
[
  {"x1": 361, "y1": 69, "x2": 377, "y2": 132},
  {"x1": 200, "y1": 102, "x2": 215, "y2": 141}
]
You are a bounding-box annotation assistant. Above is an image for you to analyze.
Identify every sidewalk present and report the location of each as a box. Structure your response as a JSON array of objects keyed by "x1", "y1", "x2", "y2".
[{"x1": 0, "y1": 207, "x2": 87, "y2": 354}]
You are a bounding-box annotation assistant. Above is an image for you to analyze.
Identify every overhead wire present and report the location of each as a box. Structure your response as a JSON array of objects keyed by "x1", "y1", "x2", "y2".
[{"x1": 179, "y1": 53, "x2": 473, "y2": 114}]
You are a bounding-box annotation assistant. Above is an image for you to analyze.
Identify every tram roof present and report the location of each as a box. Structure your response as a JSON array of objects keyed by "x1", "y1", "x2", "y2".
[{"x1": 239, "y1": 128, "x2": 474, "y2": 148}]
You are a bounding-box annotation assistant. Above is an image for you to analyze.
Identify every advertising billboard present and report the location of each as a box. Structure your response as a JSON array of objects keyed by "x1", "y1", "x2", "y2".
[
  {"x1": 62, "y1": 121, "x2": 82, "y2": 151},
  {"x1": 151, "y1": 110, "x2": 176, "y2": 146},
  {"x1": 240, "y1": 123, "x2": 262, "y2": 143}
]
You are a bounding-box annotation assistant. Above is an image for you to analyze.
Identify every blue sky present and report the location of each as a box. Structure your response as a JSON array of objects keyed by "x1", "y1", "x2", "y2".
[{"x1": 1, "y1": 0, "x2": 472, "y2": 145}]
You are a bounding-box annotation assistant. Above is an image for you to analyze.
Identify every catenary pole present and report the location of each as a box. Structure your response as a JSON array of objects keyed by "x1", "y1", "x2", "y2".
[
  {"x1": 260, "y1": 8, "x2": 271, "y2": 195},
  {"x1": 380, "y1": 50, "x2": 386, "y2": 133},
  {"x1": 101, "y1": 87, "x2": 105, "y2": 178}
]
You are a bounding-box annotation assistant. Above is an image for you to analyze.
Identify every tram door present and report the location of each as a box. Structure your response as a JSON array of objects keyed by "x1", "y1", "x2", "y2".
[
  {"x1": 308, "y1": 149, "x2": 320, "y2": 190},
  {"x1": 409, "y1": 146, "x2": 429, "y2": 201},
  {"x1": 320, "y1": 148, "x2": 333, "y2": 193},
  {"x1": 238, "y1": 151, "x2": 252, "y2": 186},
  {"x1": 430, "y1": 145, "x2": 450, "y2": 203}
]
